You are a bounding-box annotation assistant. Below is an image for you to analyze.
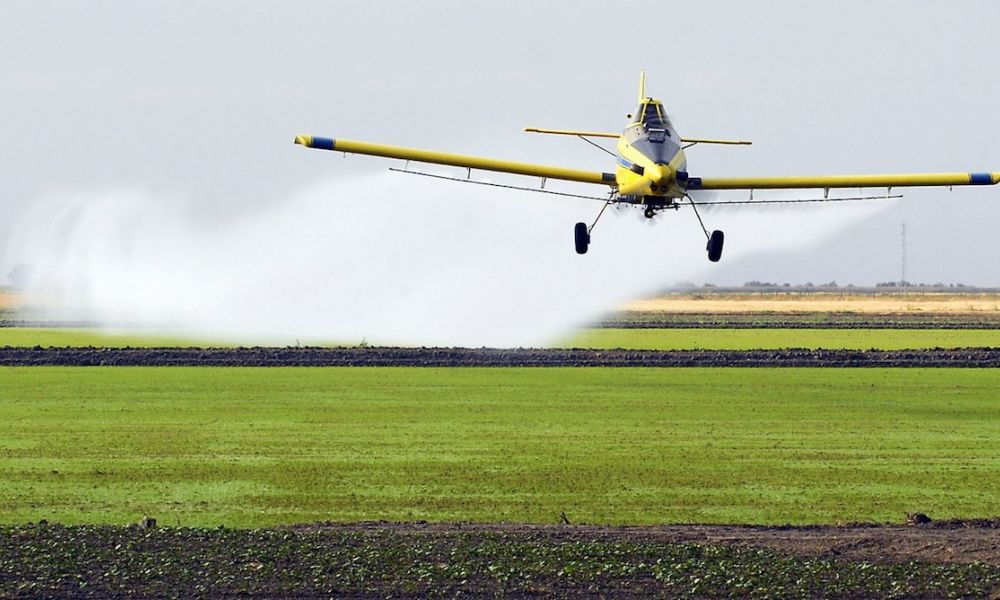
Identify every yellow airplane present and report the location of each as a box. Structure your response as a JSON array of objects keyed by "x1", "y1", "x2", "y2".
[{"x1": 294, "y1": 72, "x2": 999, "y2": 262}]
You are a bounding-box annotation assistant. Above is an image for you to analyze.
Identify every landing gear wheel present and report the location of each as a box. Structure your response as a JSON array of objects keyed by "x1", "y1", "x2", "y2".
[
  {"x1": 574, "y1": 222, "x2": 590, "y2": 254},
  {"x1": 707, "y1": 230, "x2": 724, "y2": 262},
  {"x1": 643, "y1": 207, "x2": 656, "y2": 219}
]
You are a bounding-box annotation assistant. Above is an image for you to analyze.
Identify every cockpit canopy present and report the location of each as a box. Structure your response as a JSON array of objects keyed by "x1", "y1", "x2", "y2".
[
  {"x1": 630, "y1": 100, "x2": 669, "y2": 129},
  {"x1": 630, "y1": 100, "x2": 672, "y2": 143}
]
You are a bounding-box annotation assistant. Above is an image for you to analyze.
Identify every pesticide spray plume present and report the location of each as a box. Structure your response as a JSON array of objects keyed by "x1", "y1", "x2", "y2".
[{"x1": 4, "y1": 176, "x2": 887, "y2": 347}]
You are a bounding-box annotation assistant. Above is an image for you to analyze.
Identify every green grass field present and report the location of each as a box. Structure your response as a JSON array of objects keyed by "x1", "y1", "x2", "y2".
[
  {"x1": 6, "y1": 327, "x2": 1000, "y2": 350},
  {"x1": 0, "y1": 328, "x2": 226, "y2": 348},
  {"x1": 2, "y1": 367, "x2": 997, "y2": 527},
  {"x1": 562, "y1": 328, "x2": 1000, "y2": 350}
]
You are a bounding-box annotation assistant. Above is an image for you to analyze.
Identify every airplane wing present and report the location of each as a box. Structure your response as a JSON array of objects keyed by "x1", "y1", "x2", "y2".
[
  {"x1": 294, "y1": 135, "x2": 616, "y2": 186},
  {"x1": 688, "y1": 172, "x2": 1000, "y2": 190}
]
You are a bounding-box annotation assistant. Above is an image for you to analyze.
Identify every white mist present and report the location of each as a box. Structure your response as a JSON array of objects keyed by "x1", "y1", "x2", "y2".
[{"x1": 4, "y1": 175, "x2": 885, "y2": 346}]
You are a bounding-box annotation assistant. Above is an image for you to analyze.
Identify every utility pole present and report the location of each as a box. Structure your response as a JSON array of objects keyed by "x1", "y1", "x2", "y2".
[{"x1": 900, "y1": 222, "x2": 907, "y2": 286}]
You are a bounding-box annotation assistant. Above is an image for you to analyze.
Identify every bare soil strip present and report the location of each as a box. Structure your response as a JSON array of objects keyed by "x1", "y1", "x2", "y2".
[
  {"x1": 4, "y1": 346, "x2": 1000, "y2": 367},
  {"x1": 1, "y1": 521, "x2": 997, "y2": 598},
  {"x1": 300, "y1": 520, "x2": 1000, "y2": 565}
]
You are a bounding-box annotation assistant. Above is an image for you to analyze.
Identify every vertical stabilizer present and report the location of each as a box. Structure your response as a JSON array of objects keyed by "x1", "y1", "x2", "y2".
[{"x1": 638, "y1": 70, "x2": 646, "y2": 102}]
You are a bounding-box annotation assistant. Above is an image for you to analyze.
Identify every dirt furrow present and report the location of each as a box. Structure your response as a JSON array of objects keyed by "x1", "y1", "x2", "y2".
[{"x1": 4, "y1": 346, "x2": 1000, "y2": 367}]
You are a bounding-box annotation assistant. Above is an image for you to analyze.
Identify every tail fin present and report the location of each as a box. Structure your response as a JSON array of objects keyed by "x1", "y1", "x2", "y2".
[{"x1": 637, "y1": 70, "x2": 646, "y2": 102}]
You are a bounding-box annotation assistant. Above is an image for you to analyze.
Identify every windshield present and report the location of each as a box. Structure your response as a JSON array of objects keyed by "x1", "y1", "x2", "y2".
[
  {"x1": 643, "y1": 103, "x2": 665, "y2": 128},
  {"x1": 631, "y1": 102, "x2": 669, "y2": 132}
]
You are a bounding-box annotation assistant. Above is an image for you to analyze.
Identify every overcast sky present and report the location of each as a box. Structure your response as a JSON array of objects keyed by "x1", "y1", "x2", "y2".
[{"x1": 3, "y1": 0, "x2": 1000, "y2": 288}]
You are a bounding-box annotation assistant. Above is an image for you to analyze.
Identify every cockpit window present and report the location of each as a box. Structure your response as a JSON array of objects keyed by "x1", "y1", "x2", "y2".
[
  {"x1": 643, "y1": 103, "x2": 664, "y2": 127},
  {"x1": 631, "y1": 102, "x2": 670, "y2": 132}
]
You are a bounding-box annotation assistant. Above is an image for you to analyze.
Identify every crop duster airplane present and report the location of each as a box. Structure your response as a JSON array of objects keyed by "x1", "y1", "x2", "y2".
[{"x1": 294, "y1": 73, "x2": 999, "y2": 262}]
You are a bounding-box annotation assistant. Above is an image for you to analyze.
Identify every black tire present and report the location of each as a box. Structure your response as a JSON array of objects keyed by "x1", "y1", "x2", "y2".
[
  {"x1": 707, "y1": 230, "x2": 724, "y2": 262},
  {"x1": 644, "y1": 207, "x2": 656, "y2": 219},
  {"x1": 574, "y1": 222, "x2": 590, "y2": 255}
]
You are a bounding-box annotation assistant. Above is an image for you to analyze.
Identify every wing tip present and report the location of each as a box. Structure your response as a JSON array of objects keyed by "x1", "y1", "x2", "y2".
[
  {"x1": 970, "y1": 172, "x2": 1000, "y2": 185},
  {"x1": 294, "y1": 136, "x2": 337, "y2": 151}
]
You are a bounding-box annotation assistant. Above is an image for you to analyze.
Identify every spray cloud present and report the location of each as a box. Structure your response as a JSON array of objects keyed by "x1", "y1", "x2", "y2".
[{"x1": 4, "y1": 175, "x2": 884, "y2": 346}]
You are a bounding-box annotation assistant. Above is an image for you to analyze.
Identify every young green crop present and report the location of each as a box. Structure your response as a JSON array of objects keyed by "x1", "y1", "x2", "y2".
[
  {"x1": 6, "y1": 326, "x2": 1000, "y2": 349},
  {"x1": 0, "y1": 328, "x2": 220, "y2": 348},
  {"x1": 1, "y1": 367, "x2": 998, "y2": 527},
  {"x1": 560, "y1": 328, "x2": 1000, "y2": 350}
]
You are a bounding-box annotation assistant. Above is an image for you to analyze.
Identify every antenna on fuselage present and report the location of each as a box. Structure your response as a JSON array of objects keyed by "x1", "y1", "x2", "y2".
[{"x1": 638, "y1": 70, "x2": 646, "y2": 102}]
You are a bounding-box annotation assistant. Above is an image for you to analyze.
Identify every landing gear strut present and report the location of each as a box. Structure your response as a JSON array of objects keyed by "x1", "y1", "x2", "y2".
[
  {"x1": 687, "y1": 194, "x2": 725, "y2": 262},
  {"x1": 573, "y1": 193, "x2": 615, "y2": 255},
  {"x1": 575, "y1": 194, "x2": 726, "y2": 262}
]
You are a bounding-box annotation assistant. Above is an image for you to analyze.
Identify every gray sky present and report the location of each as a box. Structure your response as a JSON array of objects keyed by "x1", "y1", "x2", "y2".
[{"x1": 3, "y1": 0, "x2": 1000, "y2": 288}]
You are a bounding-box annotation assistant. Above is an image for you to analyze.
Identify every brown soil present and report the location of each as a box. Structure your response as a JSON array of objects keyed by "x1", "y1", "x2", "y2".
[
  {"x1": 2, "y1": 520, "x2": 997, "y2": 598},
  {"x1": 299, "y1": 520, "x2": 1000, "y2": 565}
]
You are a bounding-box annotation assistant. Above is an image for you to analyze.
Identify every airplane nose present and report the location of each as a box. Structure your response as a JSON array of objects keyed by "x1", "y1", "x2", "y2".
[
  {"x1": 648, "y1": 164, "x2": 674, "y2": 186},
  {"x1": 618, "y1": 163, "x2": 676, "y2": 196}
]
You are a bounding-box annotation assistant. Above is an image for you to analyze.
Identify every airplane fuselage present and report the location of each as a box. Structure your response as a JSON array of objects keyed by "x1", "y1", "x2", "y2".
[{"x1": 614, "y1": 98, "x2": 688, "y2": 204}]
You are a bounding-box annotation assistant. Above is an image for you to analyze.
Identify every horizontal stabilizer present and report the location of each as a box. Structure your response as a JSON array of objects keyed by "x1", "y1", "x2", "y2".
[
  {"x1": 524, "y1": 127, "x2": 620, "y2": 139},
  {"x1": 524, "y1": 129, "x2": 752, "y2": 146}
]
